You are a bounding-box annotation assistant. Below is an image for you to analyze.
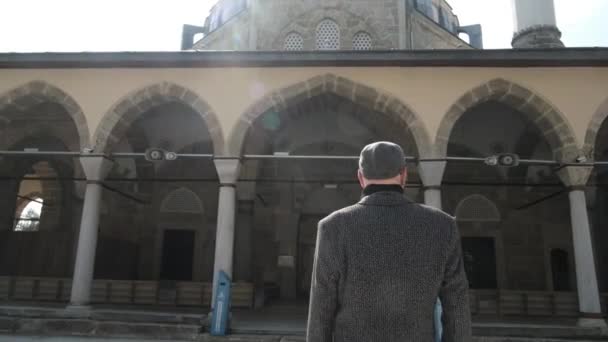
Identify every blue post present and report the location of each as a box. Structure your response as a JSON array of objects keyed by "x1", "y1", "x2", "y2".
[
  {"x1": 434, "y1": 298, "x2": 443, "y2": 342},
  {"x1": 210, "y1": 271, "x2": 232, "y2": 336}
]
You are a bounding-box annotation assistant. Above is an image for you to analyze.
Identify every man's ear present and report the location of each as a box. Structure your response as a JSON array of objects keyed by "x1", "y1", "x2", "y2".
[{"x1": 357, "y1": 169, "x2": 366, "y2": 189}]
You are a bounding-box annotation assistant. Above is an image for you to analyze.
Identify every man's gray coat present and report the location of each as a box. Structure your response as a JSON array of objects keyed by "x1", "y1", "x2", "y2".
[{"x1": 306, "y1": 189, "x2": 472, "y2": 342}]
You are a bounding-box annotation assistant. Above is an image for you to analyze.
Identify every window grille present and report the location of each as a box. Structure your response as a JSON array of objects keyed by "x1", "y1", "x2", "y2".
[
  {"x1": 352, "y1": 32, "x2": 372, "y2": 50},
  {"x1": 284, "y1": 32, "x2": 304, "y2": 51},
  {"x1": 316, "y1": 19, "x2": 340, "y2": 50}
]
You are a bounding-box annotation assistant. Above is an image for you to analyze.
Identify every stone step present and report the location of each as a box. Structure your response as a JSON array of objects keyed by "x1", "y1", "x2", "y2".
[
  {"x1": 12, "y1": 318, "x2": 201, "y2": 340},
  {"x1": 199, "y1": 335, "x2": 606, "y2": 342},
  {"x1": 228, "y1": 323, "x2": 608, "y2": 341},
  {"x1": 0, "y1": 303, "x2": 205, "y2": 325},
  {"x1": 158, "y1": 288, "x2": 178, "y2": 305},
  {"x1": 1, "y1": 317, "x2": 606, "y2": 342},
  {"x1": 1, "y1": 305, "x2": 606, "y2": 341}
]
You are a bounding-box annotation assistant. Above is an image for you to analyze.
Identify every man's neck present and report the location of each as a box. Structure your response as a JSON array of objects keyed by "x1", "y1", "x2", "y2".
[{"x1": 362, "y1": 184, "x2": 404, "y2": 197}]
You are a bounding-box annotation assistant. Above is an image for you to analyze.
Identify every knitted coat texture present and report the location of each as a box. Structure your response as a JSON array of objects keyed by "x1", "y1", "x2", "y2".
[{"x1": 306, "y1": 190, "x2": 472, "y2": 342}]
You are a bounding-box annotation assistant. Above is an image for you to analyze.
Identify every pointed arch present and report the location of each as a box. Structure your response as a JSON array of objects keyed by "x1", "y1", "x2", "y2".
[
  {"x1": 228, "y1": 73, "x2": 432, "y2": 157},
  {"x1": 436, "y1": 78, "x2": 578, "y2": 162},
  {"x1": 160, "y1": 187, "x2": 204, "y2": 214},
  {"x1": 583, "y1": 96, "x2": 608, "y2": 159},
  {"x1": 93, "y1": 82, "x2": 225, "y2": 155},
  {"x1": 455, "y1": 194, "x2": 501, "y2": 222},
  {"x1": 0, "y1": 81, "x2": 90, "y2": 150}
]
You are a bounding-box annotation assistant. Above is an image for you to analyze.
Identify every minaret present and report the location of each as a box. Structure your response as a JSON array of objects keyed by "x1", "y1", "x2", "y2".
[{"x1": 511, "y1": 0, "x2": 564, "y2": 48}]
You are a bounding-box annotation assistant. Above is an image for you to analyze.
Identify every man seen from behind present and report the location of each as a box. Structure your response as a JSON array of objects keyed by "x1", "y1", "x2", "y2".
[{"x1": 306, "y1": 141, "x2": 472, "y2": 342}]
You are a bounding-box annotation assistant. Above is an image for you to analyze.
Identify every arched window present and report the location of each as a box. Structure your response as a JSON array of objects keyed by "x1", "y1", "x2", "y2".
[
  {"x1": 284, "y1": 32, "x2": 304, "y2": 51},
  {"x1": 316, "y1": 19, "x2": 340, "y2": 50},
  {"x1": 459, "y1": 32, "x2": 471, "y2": 44},
  {"x1": 455, "y1": 194, "x2": 501, "y2": 222},
  {"x1": 14, "y1": 197, "x2": 43, "y2": 232},
  {"x1": 352, "y1": 31, "x2": 372, "y2": 50},
  {"x1": 160, "y1": 187, "x2": 204, "y2": 214}
]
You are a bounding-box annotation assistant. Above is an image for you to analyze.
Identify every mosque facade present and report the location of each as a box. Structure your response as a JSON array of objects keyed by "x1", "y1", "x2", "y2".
[{"x1": 0, "y1": 0, "x2": 607, "y2": 335}]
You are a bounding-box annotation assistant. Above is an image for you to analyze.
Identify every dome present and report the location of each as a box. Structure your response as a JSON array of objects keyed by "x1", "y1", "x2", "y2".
[{"x1": 192, "y1": 0, "x2": 477, "y2": 51}]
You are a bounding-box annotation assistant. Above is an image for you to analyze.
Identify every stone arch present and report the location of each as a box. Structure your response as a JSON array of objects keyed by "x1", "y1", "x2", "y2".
[
  {"x1": 455, "y1": 194, "x2": 501, "y2": 222},
  {"x1": 3, "y1": 123, "x2": 81, "y2": 155},
  {"x1": 160, "y1": 187, "x2": 204, "y2": 214},
  {"x1": 93, "y1": 82, "x2": 225, "y2": 155},
  {"x1": 1, "y1": 144, "x2": 75, "y2": 233},
  {"x1": 0, "y1": 80, "x2": 90, "y2": 150},
  {"x1": 229, "y1": 73, "x2": 432, "y2": 157},
  {"x1": 583, "y1": 96, "x2": 608, "y2": 159},
  {"x1": 436, "y1": 78, "x2": 578, "y2": 162}
]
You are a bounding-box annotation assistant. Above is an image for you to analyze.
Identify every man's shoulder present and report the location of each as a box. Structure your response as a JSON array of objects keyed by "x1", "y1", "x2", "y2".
[
  {"x1": 414, "y1": 203, "x2": 455, "y2": 221},
  {"x1": 412, "y1": 202, "x2": 456, "y2": 224},
  {"x1": 320, "y1": 204, "x2": 360, "y2": 224},
  {"x1": 319, "y1": 202, "x2": 456, "y2": 230},
  {"x1": 315, "y1": 206, "x2": 360, "y2": 245}
]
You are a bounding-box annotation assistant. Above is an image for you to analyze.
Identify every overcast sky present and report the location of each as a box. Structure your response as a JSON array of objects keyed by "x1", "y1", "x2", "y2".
[{"x1": 1, "y1": 0, "x2": 606, "y2": 52}]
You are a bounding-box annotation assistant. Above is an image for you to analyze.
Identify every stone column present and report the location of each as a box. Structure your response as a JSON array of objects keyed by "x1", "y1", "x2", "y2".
[
  {"x1": 418, "y1": 161, "x2": 447, "y2": 342},
  {"x1": 211, "y1": 159, "x2": 241, "y2": 306},
  {"x1": 68, "y1": 156, "x2": 113, "y2": 309},
  {"x1": 558, "y1": 167, "x2": 605, "y2": 327},
  {"x1": 418, "y1": 161, "x2": 447, "y2": 210}
]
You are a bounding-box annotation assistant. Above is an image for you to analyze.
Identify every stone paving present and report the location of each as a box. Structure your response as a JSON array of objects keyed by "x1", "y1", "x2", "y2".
[
  {"x1": 0, "y1": 337, "x2": 177, "y2": 342},
  {"x1": 1, "y1": 335, "x2": 607, "y2": 342},
  {"x1": 1, "y1": 304, "x2": 607, "y2": 341}
]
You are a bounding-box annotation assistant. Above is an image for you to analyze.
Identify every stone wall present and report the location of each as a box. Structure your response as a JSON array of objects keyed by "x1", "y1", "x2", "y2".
[
  {"x1": 411, "y1": 11, "x2": 470, "y2": 49},
  {"x1": 244, "y1": 181, "x2": 363, "y2": 299},
  {"x1": 0, "y1": 231, "x2": 74, "y2": 277},
  {"x1": 256, "y1": 0, "x2": 399, "y2": 50},
  {"x1": 194, "y1": 0, "x2": 470, "y2": 51},
  {"x1": 443, "y1": 185, "x2": 573, "y2": 291},
  {"x1": 96, "y1": 180, "x2": 219, "y2": 282},
  {"x1": 193, "y1": 12, "x2": 251, "y2": 50}
]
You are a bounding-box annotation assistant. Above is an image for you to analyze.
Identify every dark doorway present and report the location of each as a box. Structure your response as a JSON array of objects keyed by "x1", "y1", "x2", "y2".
[
  {"x1": 461, "y1": 237, "x2": 498, "y2": 289},
  {"x1": 160, "y1": 230, "x2": 195, "y2": 281},
  {"x1": 296, "y1": 215, "x2": 324, "y2": 299},
  {"x1": 551, "y1": 249, "x2": 571, "y2": 291}
]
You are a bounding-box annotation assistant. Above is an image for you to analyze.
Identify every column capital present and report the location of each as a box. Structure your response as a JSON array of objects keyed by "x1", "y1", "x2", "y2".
[
  {"x1": 557, "y1": 166, "x2": 592, "y2": 188},
  {"x1": 417, "y1": 161, "x2": 447, "y2": 188},
  {"x1": 214, "y1": 158, "x2": 241, "y2": 185},
  {"x1": 79, "y1": 156, "x2": 113, "y2": 181}
]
